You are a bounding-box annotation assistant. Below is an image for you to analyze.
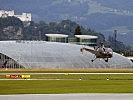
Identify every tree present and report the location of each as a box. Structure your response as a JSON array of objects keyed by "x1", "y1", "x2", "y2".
[
  {"x1": 0, "y1": 16, "x2": 23, "y2": 28},
  {"x1": 74, "y1": 25, "x2": 82, "y2": 35}
]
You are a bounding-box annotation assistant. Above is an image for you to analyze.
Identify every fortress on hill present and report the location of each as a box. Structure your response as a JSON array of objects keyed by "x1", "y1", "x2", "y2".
[{"x1": 0, "y1": 9, "x2": 31, "y2": 22}]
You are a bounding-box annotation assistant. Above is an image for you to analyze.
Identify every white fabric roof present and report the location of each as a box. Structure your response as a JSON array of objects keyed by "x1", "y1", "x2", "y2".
[
  {"x1": 0, "y1": 41, "x2": 132, "y2": 68},
  {"x1": 45, "y1": 34, "x2": 68, "y2": 38},
  {"x1": 75, "y1": 35, "x2": 98, "y2": 39}
]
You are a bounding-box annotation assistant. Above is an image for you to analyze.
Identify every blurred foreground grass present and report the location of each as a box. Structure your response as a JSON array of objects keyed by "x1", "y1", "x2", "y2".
[{"x1": 0, "y1": 80, "x2": 133, "y2": 94}]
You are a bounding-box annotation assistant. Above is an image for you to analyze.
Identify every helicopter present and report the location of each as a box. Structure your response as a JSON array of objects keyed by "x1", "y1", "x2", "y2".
[{"x1": 80, "y1": 43, "x2": 113, "y2": 62}]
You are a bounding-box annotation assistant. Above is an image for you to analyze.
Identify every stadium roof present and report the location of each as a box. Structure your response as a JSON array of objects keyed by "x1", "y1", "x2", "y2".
[{"x1": 0, "y1": 41, "x2": 132, "y2": 68}]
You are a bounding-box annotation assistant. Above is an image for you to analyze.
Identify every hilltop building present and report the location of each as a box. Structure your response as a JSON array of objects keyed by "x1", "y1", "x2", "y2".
[{"x1": 0, "y1": 9, "x2": 31, "y2": 22}]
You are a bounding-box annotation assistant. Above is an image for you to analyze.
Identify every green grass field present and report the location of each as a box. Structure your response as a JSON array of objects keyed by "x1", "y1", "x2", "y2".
[
  {"x1": 1, "y1": 74, "x2": 133, "y2": 94},
  {"x1": 1, "y1": 74, "x2": 133, "y2": 80},
  {"x1": 1, "y1": 68, "x2": 133, "y2": 73},
  {"x1": 1, "y1": 68, "x2": 133, "y2": 94},
  {"x1": 31, "y1": 74, "x2": 133, "y2": 80},
  {"x1": 0, "y1": 80, "x2": 133, "y2": 94}
]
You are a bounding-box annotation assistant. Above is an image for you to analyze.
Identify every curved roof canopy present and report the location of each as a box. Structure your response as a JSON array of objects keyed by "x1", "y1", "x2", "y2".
[
  {"x1": 0, "y1": 41, "x2": 132, "y2": 68},
  {"x1": 45, "y1": 34, "x2": 68, "y2": 38},
  {"x1": 75, "y1": 35, "x2": 98, "y2": 39}
]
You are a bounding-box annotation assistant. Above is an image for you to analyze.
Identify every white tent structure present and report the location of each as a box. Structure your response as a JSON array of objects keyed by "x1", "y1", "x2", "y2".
[{"x1": 0, "y1": 41, "x2": 132, "y2": 68}]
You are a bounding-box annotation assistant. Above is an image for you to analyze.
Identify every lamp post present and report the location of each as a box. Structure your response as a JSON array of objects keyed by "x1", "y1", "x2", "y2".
[
  {"x1": 39, "y1": 31, "x2": 41, "y2": 41},
  {"x1": 34, "y1": 26, "x2": 41, "y2": 41},
  {"x1": 114, "y1": 30, "x2": 117, "y2": 52}
]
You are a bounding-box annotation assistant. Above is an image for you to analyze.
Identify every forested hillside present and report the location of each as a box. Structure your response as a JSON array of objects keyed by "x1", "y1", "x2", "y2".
[{"x1": 0, "y1": 17, "x2": 131, "y2": 51}]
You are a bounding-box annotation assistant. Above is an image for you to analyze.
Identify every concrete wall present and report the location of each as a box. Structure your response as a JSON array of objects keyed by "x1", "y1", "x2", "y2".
[{"x1": 14, "y1": 13, "x2": 31, "y2": 21}]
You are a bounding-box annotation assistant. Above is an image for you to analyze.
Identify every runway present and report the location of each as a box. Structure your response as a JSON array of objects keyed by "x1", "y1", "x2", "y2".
[{"x1": 0, "y1": 94, "x2": 133, "y2": 100}]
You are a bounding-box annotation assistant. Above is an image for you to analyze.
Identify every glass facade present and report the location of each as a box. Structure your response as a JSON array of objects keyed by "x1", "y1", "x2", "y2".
[
  {"x1": 76, "y1": 38, "x2": 97, "y2": 46},
  {"x1": 79, "y1": 38, "x2": 97, "y2": 43},
  {"x1": 46, "y1": 37, "x2": 68, "y2": 43},
  {"x1": 45, "y1": 34, "x2": 68, "y2": 43}
]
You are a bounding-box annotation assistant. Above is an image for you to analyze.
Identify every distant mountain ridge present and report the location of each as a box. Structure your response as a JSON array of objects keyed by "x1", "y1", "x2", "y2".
[{"x1": 0, "y1": 0, "x2": 133, "y2": 46}]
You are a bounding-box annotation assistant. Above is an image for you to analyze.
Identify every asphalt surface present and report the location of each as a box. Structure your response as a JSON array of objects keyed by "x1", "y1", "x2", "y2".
[{"x1": 0, "y1": 94, "x2": 133, "y2": 100}]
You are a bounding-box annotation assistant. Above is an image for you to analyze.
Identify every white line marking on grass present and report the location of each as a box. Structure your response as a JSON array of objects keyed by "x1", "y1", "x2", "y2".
[
  {"x1": 0, "y1": 73, "x2": 133, "y2": 75},
  {"x1": 0, "y1": 79, "x2": 76, "y2": 81}
]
